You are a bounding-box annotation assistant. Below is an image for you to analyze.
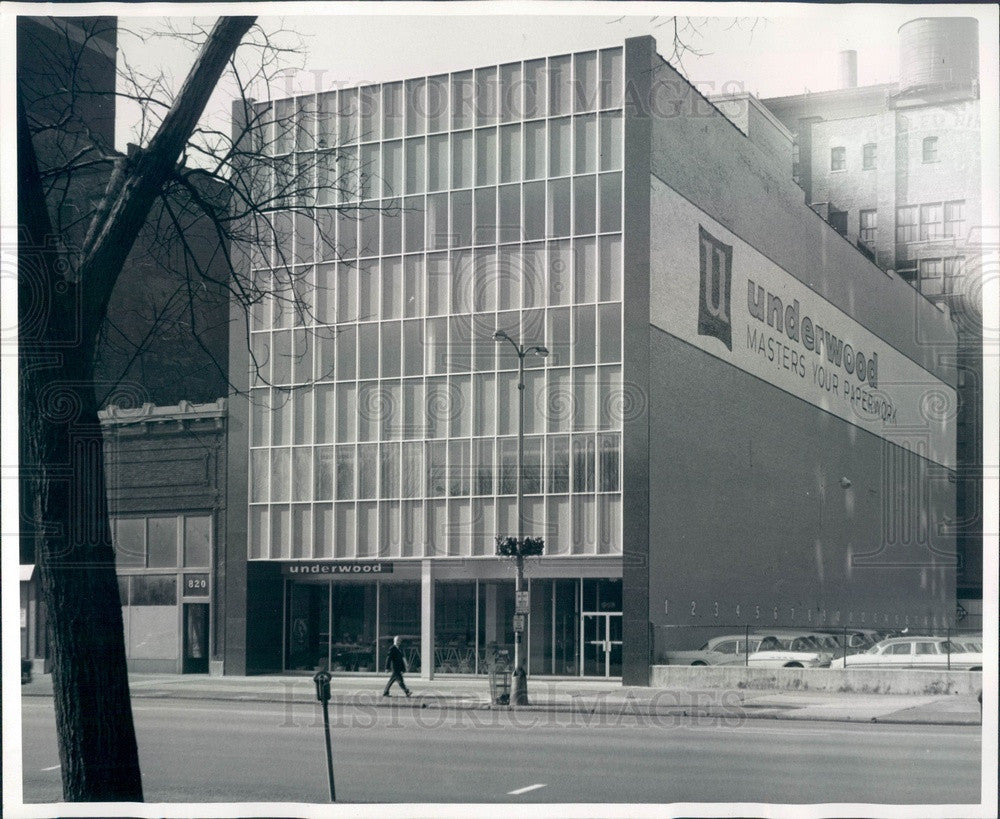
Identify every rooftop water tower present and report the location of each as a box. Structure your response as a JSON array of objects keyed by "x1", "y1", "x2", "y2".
[{"x1": 898, "y1": 17, "x2": 978, "y2": 91}]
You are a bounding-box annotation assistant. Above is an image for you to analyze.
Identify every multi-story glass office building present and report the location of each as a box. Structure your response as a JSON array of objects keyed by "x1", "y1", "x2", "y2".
[
  {"x1": 224, "y1": 37, "x2": 958, "y2": 684},
  {"x1": 229, "y1": 45, "x2": 628, "y2": 679}
]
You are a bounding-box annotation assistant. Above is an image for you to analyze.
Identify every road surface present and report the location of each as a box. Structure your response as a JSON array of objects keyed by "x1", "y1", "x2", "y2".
[{"x1": 20, "y1": 697, "x2": 981, "y2": 805}]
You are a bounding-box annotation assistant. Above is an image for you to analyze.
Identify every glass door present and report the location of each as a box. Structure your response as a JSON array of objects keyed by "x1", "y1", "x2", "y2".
[
  {"x1": 582, "y1": 612, "x2": 623, "y2": 677},
  {"x1": 583, "y1": 613, "x2": 607, "y2": 676},
  {"x1": 182, "y1": 603, "x2": 209, "y2": 673},
  {"x1": 607, "y1": 613, "x2": 622, "y2": 676}
]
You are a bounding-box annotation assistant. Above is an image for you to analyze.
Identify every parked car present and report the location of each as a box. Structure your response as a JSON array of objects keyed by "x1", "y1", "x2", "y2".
[
  {"x1": 663, "y1": 635, "x2": 764, "y2": 666},
  {"x1": 828, "y1": 636, "x2": 983, "y2": 670},
  {"x1": 811, "y1": 628, "x2": 879, "y2": 655},
  {"x1": 747, "y1": 634, "x2": 833, "y2": 668},
  {"x1": 953, "y1": 637, "x2": 982, "y2": 653}
]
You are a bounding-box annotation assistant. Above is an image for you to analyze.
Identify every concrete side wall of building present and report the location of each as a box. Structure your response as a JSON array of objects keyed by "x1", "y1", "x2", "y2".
[
  {"x1": 632, "y1": 39, "x2": 956, "y2": 670},
  {"x1": 621, "y1": 36, "x2": 654, "y2": 685},
  {"x1": 224, "y1": 292, "x2": 252, "y2": 674},
  {"x1": 221, "y1": 272, "x2": 285, "y2": 676},
  {"x1": 714, "y1": 96, "x2": 795, "y2": 183},
  {"x1": 647, "y1": 327, "x2": 956, "y2": 649}
]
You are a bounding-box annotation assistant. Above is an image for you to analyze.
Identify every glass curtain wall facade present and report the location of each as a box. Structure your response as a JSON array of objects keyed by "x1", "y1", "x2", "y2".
[
  {"x1": 246, "y1": 50, "x2": 624, "y2": 583},
  {"x1": 284, "y1": 576, "x2": 620, "y2": 676}
]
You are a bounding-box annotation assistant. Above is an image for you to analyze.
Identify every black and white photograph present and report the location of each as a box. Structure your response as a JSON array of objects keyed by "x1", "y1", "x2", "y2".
[{"x1": 2, "y1": 2, "x2": 998, "y2": 816}]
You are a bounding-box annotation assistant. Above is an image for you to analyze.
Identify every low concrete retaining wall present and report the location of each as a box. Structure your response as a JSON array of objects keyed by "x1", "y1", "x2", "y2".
[{"x1": 649, "y1": 665, "x2": 982, "y2": 695}]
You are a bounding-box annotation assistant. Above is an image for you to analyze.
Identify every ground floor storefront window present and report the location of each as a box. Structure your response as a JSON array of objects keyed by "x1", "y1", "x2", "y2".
[
  {"x1": 529, "y1": 579, "x2": 582, "y2": 676},
  {"x1": 284, "y1": 575, "x2": 621, "y2": 676},
  {"x1": 112, "y1": 514, "x2": 215, "y2": 673},
  {"x1": 286, "y1": 580, "x2": 420, "y2": 672},
  {"x1": 379, "y1": 582, "x2": 421, "y2": 672},
  {"x1": 434, "y1": 582, "x2": 477, "y2": 673}
]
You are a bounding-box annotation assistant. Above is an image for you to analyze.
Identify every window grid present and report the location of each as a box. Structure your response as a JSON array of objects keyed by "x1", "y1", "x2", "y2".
[
  {"x1": 917, "y1": 256, "x2": 964, "y2": 298},
  {"x1": 918, "y1": 258, "x2": 944, "y2": 296},
  {"x1": 922, "y1": 136, "x2": 938, "y2": 163},
  {"x1": 111, "y1": 514, "x2": 213, "y2": 571},
  {"x1": 895, "y1": 206, "x2": 918, "y2": 243},
  {"x1": 862, "y1": 143, "x2": 877, "y2": 170},
  {"x1": 943, "y1": 201, "x2": 965, "y2": 238},
  {"x1": 895, "y1": 200, "x2": 965, "y2": 245},
  {"x1": 919, "y1": 204, "x2": 943, "y2": 241},
  {"x1": 249, "y1": 48, "x2": 626, "y2": 561},
  {"x1": 859, "y1": 209, "x2": 877, "y2": 245}
]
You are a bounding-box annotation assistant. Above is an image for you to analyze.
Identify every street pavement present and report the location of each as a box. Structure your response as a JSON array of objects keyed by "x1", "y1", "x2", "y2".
[{"x1": 19, "y1": 695, "x2": 983, "y2": 805}]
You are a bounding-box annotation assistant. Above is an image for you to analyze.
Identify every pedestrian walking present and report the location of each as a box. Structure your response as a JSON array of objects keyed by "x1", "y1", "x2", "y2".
[{"x1": 383, "y1": 635, "x2": 411, "y2": 697}]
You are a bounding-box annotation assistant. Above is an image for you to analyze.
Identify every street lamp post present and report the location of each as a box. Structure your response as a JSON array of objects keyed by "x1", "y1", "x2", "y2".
[{"x1": 494, "y1": 330, "x2": 548, "y2": 706}]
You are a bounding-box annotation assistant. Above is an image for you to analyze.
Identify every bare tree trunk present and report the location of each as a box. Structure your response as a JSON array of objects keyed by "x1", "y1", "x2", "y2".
[
  {"x1": 19, "y1": 83, "x2": 143, "y2": 801},
  {"x1": 17, "y1": 16, "x2": 255, "y2": 801},
  {"x1": 21, "y1": 372, "x2": 144, "y2": 800}
]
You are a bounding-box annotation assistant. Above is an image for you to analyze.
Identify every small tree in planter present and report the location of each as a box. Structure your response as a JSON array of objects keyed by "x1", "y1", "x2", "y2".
[
  {"x1": 495, "y1": 536, "x2": 544, "y2": 706},
  {"x1": 495, "y1": 536, "x2": 545, "y2": 558}
]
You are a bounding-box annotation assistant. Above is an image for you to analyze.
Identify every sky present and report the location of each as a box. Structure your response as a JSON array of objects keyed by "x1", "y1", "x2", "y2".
[{"x1": 111, "y1": 2, "x2": 1000, "y2": 150}]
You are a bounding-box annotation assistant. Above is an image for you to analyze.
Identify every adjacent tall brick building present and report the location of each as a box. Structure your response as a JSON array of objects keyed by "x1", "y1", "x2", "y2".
[{"x1": 759, "y1": 17, "x2": 983, "y2": 627}]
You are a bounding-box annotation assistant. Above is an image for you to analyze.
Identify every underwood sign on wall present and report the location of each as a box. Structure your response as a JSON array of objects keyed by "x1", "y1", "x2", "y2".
[
  {"x1": 280, "y1": 561, "x2": 394, "y2": 576},
  {"x1": 650, "y1": 179, "x2": 956, "y2": 470}
]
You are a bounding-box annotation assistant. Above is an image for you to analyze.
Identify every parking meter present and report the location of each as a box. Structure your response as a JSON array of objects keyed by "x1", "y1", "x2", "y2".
[
  {"x1": 312, "y1": 669, "x2": 335, "y2": 801},
  {"x1": 313, "y1": 668, "x2": 332, "y2": 703}
]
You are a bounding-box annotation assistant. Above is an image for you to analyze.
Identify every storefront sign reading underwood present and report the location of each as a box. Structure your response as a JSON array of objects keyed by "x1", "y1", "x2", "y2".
[
  {"x1": 650, "y1": 178, "x2": 956, "y2": 470},
  {"x1": 281, "y1": 561, "x2": 394, "y2": 576}
]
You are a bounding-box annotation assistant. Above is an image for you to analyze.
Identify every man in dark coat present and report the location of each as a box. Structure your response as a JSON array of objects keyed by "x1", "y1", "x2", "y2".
[{"x1": 383, "y1": 635, "x2": 411, "y2": 697}]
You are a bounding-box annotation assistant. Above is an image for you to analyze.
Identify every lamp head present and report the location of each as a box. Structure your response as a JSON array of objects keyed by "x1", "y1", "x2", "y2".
[
  {"x1": 532, "y1": 346, "x2": 549, "y2": 358},
  {"x1": 493, "y1": 330, "x2": 509, "y2": 343}
]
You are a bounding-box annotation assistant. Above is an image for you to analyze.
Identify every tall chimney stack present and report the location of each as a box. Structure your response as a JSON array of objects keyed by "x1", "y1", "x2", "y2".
[{"x1": 838, "y1": 50, "x2": 858, "y2": 89}]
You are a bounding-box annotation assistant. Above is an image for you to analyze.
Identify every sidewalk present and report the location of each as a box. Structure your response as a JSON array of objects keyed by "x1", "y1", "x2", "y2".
[{"x1": 20, "y1": 672, "x2": 982, "y2": 726}]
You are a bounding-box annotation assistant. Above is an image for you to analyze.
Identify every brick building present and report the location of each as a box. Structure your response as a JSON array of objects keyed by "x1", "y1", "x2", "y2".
[
  {"x1": 100, "y1": 400, "x2": 228, "y2": 673},
  {"x1": 759, "y1": 17, "x2": 983, "y2": 625}
]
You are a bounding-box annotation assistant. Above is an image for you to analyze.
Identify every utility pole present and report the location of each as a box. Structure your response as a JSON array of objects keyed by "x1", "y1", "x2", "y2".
[{"x1": 493, "y1": 329, "x2": 548, "y2": 706}]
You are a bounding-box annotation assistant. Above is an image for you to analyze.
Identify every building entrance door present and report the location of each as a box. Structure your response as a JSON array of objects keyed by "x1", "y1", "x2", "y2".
[
  {"x1": 182, "y1": 603, "x2": 209, "y2": 673},
  {"x1": 582, "y1": 613, "x2": 622, "y2": 677}
]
